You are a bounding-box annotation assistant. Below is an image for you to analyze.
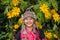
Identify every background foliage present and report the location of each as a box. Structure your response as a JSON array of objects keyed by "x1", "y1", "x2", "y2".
[{"x1": 0, "y1": 0, "x2": 60, "y2": 40}]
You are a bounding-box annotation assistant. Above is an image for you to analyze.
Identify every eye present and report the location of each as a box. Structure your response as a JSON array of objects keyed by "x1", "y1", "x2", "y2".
[
  {"x1": 24, "y1": 18, "x2": 28, "y2": 20},
  {"x1": 24, "y1": 17, "x2": 34, "y2": 21}
]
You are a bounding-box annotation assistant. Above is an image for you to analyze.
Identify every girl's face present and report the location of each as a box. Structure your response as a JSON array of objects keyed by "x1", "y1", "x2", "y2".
[{"x1": 24, "y1": 17, "x2": 34, "y2": 27}]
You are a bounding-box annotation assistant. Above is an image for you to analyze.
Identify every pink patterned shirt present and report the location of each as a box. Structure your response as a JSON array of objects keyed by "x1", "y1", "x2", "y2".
[{"x1": 20, "y1": 29, "x2": 40, "y2": 40}]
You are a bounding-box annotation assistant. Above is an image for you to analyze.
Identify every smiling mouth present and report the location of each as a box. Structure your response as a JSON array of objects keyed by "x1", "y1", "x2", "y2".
[
  {"x1": 27, "y1": 23, "x2": 32, "y2": 24},
  {"x1": 26, "y1": 22, "x2": 32, "y2": 24}
]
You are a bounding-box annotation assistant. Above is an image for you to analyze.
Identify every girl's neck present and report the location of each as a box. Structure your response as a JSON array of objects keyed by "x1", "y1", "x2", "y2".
[{"x1": 26, "y1": 26, "x2": 33, "y2": 31}]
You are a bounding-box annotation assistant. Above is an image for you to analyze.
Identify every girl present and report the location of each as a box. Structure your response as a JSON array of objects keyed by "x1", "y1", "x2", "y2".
[{"x1": 15, "y1": 8, "x2": 46, "y2": 40}]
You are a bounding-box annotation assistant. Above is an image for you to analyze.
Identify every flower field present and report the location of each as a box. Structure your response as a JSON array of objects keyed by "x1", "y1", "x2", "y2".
[{"x1": 0, "y1": 0, "x2": 60, "y2": 40}]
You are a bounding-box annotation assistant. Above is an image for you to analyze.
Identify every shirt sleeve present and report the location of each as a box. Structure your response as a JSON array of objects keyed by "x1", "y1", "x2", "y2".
[
  {"x1": 38, "y1": 29, "x2": 46, "y2": 40},
  {"x1": 15, "y1": 30, "x2": 20, "y2": 40}
]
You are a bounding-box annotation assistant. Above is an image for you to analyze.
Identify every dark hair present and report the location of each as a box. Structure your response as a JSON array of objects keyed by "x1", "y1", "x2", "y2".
[{"x1": 24, "y1": 8, "x2": 34, "y2": 13}]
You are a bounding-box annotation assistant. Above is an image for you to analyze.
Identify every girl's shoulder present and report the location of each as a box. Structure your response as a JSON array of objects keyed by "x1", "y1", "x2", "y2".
[
  {"x1": 36, "y1": 28, "x2": 45, "y2": 39},
  {"x1": 15, "y1": 29, "x2": 21, "y2": 40}
]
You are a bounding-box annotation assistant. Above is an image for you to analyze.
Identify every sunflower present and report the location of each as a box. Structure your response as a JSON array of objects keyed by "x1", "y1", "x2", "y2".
[
  {"x1": 7, "y1": 7, "x2": 20, "y2": 19},
  {"x1": 45, "y1": 11, "x2": 51, "y2": 19},
  {"x1": 7, "y1": 11, "x2": 13, "y2": 19},
  {"x1": 12, "y1": 7, "x2": 20, "y2": 16},
  {"x1": 13, "y1": 24, "x2": 19, "y2": 29},
  {"x1": 35, "y1": 21, "x2": 43, "y2": 29},
  {"x1": 53, "y1": 13, "x2": 59, "y2": 22},
  {"x1": 51, "y1": 9, "x2": 56, "y2": 15},
  {"x1": 44, "y1": 31, "x2": 52, "y2": 39},
  {"x1": 12, "y1": 0, "x2": 19, "y2": 6},
  {"x1": 18, "y1": 18, "x2": 23, "y2": 25},
  {"x1": 53, "y1": 34, "x2": 58, "y2": 38},
  {"x1": 40, "y1": 4, "x2": 49, "y2": 13}
]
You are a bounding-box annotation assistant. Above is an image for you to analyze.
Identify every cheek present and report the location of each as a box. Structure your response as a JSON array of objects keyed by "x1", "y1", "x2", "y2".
[
  {"x1": 24, "y1": 20, "x2": 27, "y2": 24},
  {"x1": 30, "y1": 20, "x2": 34, "y2": 23}
]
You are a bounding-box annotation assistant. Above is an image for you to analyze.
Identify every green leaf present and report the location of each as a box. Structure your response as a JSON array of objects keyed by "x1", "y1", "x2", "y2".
[
  {"x1": 8, "y1": 33, "x2": 13, "y2": 39},
  {"x1": 20, "y1": 0, "x2": 29, "y2": 12},
  {"x1": 53, "y1": 24, "x2": 58, "y2": 31},
  {"x1": 4, "y1": 6, "x2": 9, "y2": 15},
  {"x1": 1, "y1": 0, "x2": 9, "y2": 5},
  {"x1": 0, "y1": 33, "x2": 9, "y2": 39},
  {"x1": 50, "y1": 0, "x2": 58, "y2": 11}
]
